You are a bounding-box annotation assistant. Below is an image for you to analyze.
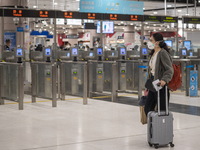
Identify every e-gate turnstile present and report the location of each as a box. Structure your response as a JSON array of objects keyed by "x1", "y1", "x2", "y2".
[
  {"x1": 31, "y1": 62, "x2": 57, "y2": 107},
  {"x1": 88, "y1": 60, "x2": 118, "y2": 102},
  {"x1": 0, "y1": 62, "x2": 24, "y2": 110},
  {"x1": 60, "y1": 61, "x2": 88, "y2": 105}
]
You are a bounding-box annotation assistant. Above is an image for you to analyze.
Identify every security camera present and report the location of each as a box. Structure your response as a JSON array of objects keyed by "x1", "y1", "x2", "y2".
[
  {"x1": 13, "y1": 17, "x2": 19, "y2": 26},
  {"x1": 23, "y1": 21, "x2": 27, "y2": 25}
]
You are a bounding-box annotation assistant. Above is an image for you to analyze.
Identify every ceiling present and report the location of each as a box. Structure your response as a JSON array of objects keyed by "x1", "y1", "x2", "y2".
[{"x1": 27, "y1": 0, "x2": 199, "y2": 17}]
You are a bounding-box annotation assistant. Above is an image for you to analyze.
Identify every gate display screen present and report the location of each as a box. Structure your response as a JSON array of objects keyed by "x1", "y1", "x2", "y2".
[
  {"x1": 89, "y1": 52, "x2": 94, "y2": 56},
  {"x1": 182, "y1": 49, "x2": 187, "y2": 56},
  {"x1": 72, "y1": 48, "x2": 78, "y2": 56},
  {"x1": 97, "y1": 48, "x2": 103, "y2": 55},
  {"x1": 16, "y1": 48, "x2": 23, "y2": 56},
  {"x1": 120, "y1": 48, "x2": 126, "y2": 55},
  {"x1": 142, "y1": 48, "x2": 148, "y2": 55},
  {"x1": 165, "y1": 40, "x2": 173, "y2": 47},
  {"x1": 45, "y1": 48, "x2": 51, "y2": 56},
  {"x1": 66, "y1": 53, "x2": 70, "y2": 57},
  {"x1": 183, "y1": 40, "x2": 191, "y2": 50}
]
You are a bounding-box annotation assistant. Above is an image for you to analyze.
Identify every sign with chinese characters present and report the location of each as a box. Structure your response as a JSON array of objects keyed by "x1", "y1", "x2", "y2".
[
  {"x1": 144, "y1": 15, "x2": 161, "y2": 22},
  {"x1": 56, "y1": 11, "x2": 80, "y2": 19},
  {"x1": 39, "y1": 11, "x2": 49, "y2": 18},
  {"x1": 81, "y1": 13, "x2": 102, "y2": 20},
  {"x1": 13, "y1": 10, "x2": 23, "y2": 17},
  {"x1": 130, "y1": 15, "x2": 143, "y2": 21},
  {"x1": 183, "y1": 17, "x2": 200, "y2": 24},
  {"x1": 80, "y1": 0, "x2": 144, "y2": 15},
  {"x1": 161, "y1": 16, "x2": 178, "y2": 23}
]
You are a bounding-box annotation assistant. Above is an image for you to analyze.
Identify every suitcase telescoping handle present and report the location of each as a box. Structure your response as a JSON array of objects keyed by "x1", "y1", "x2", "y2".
[{"x1": 157, "y1": 86, "x2": 169, "y2": 116}]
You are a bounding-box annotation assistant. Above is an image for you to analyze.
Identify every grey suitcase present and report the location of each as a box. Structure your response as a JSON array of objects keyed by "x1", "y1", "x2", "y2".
[{"x1": 147, "y1": 86, "x2": 174, "y2": 149}]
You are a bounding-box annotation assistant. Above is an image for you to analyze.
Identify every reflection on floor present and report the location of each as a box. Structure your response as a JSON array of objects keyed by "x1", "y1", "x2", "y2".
[
  {"x1": 93, "y1": 95, "x2": 200, "y2": 116},
  {"x1": 0, "y1": 94, "x2": 200, "y2": 150}
]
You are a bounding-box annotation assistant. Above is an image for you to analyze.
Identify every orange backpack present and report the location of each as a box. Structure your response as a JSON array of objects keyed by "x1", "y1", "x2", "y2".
[{"x1": 168, "y1": 64, "x2": 182, "y2": 91}]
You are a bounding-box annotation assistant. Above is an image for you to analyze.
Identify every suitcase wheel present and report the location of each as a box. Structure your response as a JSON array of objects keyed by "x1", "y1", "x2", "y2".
[
  {"x1": 170, "y1": 143, "x2": 175, "y2": 147},
  {"x1": 148, "y1": 142, "x2": 153, "y2": 147},
  {"x1": 154, "y1": 144, "x2": 159, "y2": 149}
]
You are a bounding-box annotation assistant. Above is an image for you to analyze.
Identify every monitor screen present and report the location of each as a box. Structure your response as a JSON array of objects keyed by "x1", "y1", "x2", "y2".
[
  {"x1": 189, "y1": 52, "x2": 193, "y2": 56},
  {"x1": 89, "y1": 52, "x2": 93, "y2": 56},
  {"x1": 142, "y1": 48, "x2": 148, "y2": 55},
  {"x1": 16, "y1": 48, "x2": 23, "y2": 56},
  {"x1": 120, "y1": 48, "x2": 126, "y2": 55},
  {"x1": 165, "y1": 40, "x2": 173, "y2": 47},
  {"x1": 72, "y1": 48, "x2": 78, "y2": 56},
  {"x1": 45, "y1": 48, "x2": 51, "y2": 56},
  {"x1": 183, "y1": 41, "x2": 191, "y2": 50},
  {"x1": 182, "y1": 49, "x2": 187, "y2": 56},
  {"x1": 66, "y1": 53, "x2": 70, "y2": 57},
  {"x1": 102, "y1": 21, "x2": 114, "y2": 34},
  {"x1": 97, "y1": 48, "x2": 103, "y2": 55},
  {"x1": 112, "y1": 52, "x2": 115, "y2": 56}
]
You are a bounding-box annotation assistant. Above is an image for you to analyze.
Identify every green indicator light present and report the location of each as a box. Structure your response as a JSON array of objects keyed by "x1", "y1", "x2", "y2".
[
  {"x1": 98, "y1": 71, "x2": 102, "y2": 74},
  {"x1": 47, "y1": 72, "x2": 51, "y2": 75},
  {"x1": 121, "y1": 70, "x2": 125, "y2": 73},
  {"x1": 73, "y1": 72, "x2": 77, "y2": 74}
]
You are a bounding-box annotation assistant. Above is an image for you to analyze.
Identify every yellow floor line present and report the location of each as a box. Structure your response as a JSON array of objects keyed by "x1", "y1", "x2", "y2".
[
  {"x1": 64, "y1": 98, "x2": 82, "y2": 100},
  {"x1": 92, "y1": 94, "x2": 137, "y2": 99},
  {"x1": 3, "y1": 94, "x2": 138, "y2": 105}
]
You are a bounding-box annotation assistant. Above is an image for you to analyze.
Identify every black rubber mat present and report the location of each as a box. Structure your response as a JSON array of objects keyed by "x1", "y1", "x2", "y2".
[{"x1": 93, "y1": 96, "x2": 200, "y2": 116}]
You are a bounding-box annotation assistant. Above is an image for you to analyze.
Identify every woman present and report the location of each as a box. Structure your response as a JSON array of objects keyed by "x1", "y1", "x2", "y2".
[{"x1": 144, "y1": 33, "x2": 174, "y2": 116}]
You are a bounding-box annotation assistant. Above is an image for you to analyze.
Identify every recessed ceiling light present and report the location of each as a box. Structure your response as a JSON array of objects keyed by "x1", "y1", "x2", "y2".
[
  {"x1": 167, "y1": 5, "x2": 172, "y2": 7},
  {"x1": 143, "y1": 8, "x2": 145, "y2": 10},
  {"x1": 76, "y1": 0, "x2": 80, "y2": 1},
  {"x1": 153, "y1": 12, "x2": 157, "y2": 14},
  {"x1": 33, "y1": 6, "x2": 37, "y2": 8},
  {"x1": 177, "y1": 10, "x2": 182, "y2": 12},
  {"x1": 54, "y1": 3, "x2": 58, "y2": 5}
]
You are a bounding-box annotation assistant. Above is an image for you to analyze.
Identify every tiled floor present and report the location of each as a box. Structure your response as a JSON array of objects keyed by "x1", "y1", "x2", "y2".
[{"x1": 0, "y1": 94, "x2": 200, "y2": 150}]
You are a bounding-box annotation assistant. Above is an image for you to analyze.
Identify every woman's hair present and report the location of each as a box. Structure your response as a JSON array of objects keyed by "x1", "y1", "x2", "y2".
[{"x1": 150, "y1": 32, "x2": 170, "y2": 55}]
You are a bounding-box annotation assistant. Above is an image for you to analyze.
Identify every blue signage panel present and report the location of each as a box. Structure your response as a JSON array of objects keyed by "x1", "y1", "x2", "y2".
[
  {"x1": 80, "y1": 0, "x2": 144, "y2": 15},
  {"x1": 4, "y1": 32, "x2": 16, "y2": 50},
  {"x1": 17, "y1": 27, "x2": 24, "y2": 32},
  {"x1": 189, "y1": 70, "x2": 198, "y2": 97}
]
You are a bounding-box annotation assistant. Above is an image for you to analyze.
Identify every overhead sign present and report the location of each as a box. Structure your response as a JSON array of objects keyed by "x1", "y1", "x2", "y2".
[
  {"x1": 144, "y1": 15, "x2": 161, "y2": 22},
  {"x1": 161, "y1": 16, "x2": 178, "y2": 23},
  {"x1": 81, "y1": 13, "x2": 102, "y2": 20},
  {"x1": 129, "y1": 15, "x2": 143, "y2": 21},
  {"x1": 183, "y1": 17, "x2": 200, "y2": 24},
  {"x1": 102, "y1": 14, "x2": 128, "y2": 21},
  {"x1": 56, "y1": 11, "x2": 81, "y2": 19},
  {"x1": 4, "y1": 9, "x2": 23, "y2": 17},
  {"x1": 79, "y1": 0, "x2": 144, "y2": 15},
  {"x1": 39, "y1": 11, "x2": 49, "y2": 18}
]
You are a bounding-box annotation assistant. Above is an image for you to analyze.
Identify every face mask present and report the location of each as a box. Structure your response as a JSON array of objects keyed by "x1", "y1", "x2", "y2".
[{"x1": 147, "y1": 41, "x2": 155, "y2": 49}]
